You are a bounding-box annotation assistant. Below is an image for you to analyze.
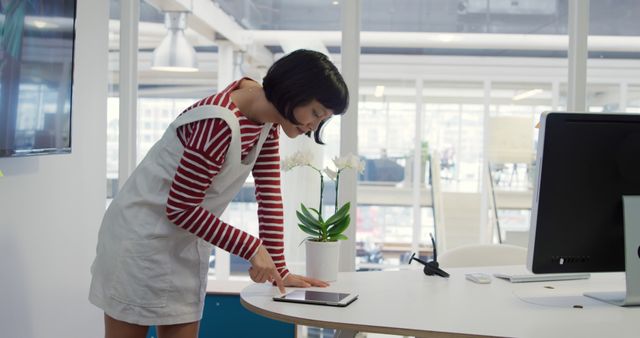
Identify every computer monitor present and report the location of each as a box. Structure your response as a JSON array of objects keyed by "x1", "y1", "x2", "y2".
[{"x1": 528, "y1": 112, "x2": 640, "y2": 306}]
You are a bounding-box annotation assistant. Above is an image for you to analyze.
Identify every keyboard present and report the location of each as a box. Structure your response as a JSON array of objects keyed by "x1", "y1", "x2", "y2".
[{"x1": 493, "y1": 272, "x2": 591, "y2": 283}]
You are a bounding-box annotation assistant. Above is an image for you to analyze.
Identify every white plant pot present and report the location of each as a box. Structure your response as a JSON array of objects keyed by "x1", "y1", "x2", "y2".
[{"x1": 305, "y1": 240, "x2": 341, "y2": 282}]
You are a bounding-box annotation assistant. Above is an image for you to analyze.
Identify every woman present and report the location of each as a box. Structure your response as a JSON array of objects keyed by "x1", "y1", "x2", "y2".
[{"x1": 89, "y1": 49, "x2": 349, "y2": 337}]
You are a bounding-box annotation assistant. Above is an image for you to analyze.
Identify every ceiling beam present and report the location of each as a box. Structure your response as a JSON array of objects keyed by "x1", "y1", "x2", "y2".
[
  {"x1": 246, "y1": 30, "x2": 640, "y2": 52},
  {"x1": 144, "y1": 0, "x2": 273, "y2": 67}
]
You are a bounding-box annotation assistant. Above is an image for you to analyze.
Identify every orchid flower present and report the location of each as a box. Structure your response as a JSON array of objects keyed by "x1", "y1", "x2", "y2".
[{"x1": 282, "y1": 151, "x2": 366, "y2": 242}]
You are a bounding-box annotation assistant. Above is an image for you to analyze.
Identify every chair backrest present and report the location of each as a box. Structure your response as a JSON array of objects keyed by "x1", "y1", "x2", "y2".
[
  {"x1": 439, "y1": 192, "x2": 483, "y2": 251},
  {"x1": 430, "y1": 152, "x2": 483, "y2": 253},
  {"x1": 438, "y1": 244, "x2": 528, "y2": 268}
]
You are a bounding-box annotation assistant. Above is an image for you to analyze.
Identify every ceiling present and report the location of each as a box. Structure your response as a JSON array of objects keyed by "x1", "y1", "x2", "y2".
[
  {"x1": 107, "y1": 0, "x2": 640, "y2": 98},
  {"x1": 117, "y1": 0, "x2": 640, "y2": 36}
]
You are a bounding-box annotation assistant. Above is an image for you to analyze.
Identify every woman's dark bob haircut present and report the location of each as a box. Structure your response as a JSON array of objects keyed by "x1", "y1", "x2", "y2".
[{"x1": 263, "y1": 49, "x2": 349, "y2": 144}]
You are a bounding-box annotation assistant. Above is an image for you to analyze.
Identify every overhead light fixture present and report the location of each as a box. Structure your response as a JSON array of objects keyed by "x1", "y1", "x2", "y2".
[
  {"x1": 32, "y1": 20, "x2": 50, "y2": 29},
  {"x1": 512, "y1": 88, "x2": 543, "y2": 101},
  {"x1": 27, "y1": 18, "x2": 59, "y2": 29},
  {"x1": 374, "y1": 85, "x2": 385, "y2": 97},
  {"x1": 332, "y1": 1, "x2": 340, "y2": 5},
  {"x1": 151, "y1": 12, "x2": 198, "y2": 72}
]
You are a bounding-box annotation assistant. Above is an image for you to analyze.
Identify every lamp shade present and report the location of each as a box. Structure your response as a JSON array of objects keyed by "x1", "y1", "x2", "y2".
[{"x1": 151, "y1": 12, "x2": 198, "y2": 72}]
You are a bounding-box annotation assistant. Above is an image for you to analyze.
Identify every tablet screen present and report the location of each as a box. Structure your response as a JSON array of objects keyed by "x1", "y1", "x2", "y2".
[{"x1": 283, "y1": 290, "x2": 350, "y2": 302}]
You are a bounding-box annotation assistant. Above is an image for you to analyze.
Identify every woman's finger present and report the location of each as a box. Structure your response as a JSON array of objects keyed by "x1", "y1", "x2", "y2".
[
  {"x1": 299, "y1": 280, "x2": 311, "y2": 287},
  {"x1": 301, "y1": 275, "x2": 329, "y2": 287},
  {"x1": 272, "y1": 270, "x2": 286, "y2": 294},
  {"x1": 248, "y1": 267, "x2": 259, "y2": 282},
  {"x1": 256, "y1": 270, "x2": 268, "y2": 283}
]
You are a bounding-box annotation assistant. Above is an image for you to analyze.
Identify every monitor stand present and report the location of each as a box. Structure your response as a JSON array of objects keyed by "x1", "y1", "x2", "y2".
[{"x1": 584, "y1": 196, "x2": 640, "y2": 306}]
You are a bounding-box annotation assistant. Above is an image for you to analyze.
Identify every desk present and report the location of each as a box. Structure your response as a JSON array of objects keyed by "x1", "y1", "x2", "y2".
[{"x1": 240, "y1": 265, "x2": 639, "y2": 338}]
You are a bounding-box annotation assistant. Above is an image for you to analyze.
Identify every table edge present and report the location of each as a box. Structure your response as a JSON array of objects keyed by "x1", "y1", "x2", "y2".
[{"x1": 238, "y1": 296, "x2": 488, "y2": 338}]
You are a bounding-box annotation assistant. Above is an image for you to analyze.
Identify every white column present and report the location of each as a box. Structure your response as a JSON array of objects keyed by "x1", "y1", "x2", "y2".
[
  {"x1": 339, "y1": 0, "x2": 360, "y2": 272},
  {"x1": 118, "y1": 0, "x2": 139, "y2": 188},
  {"x1": 567, "y1": 0, "x2": 589, "y2": 112},
  {"x1": 552, "y1": 80, "x2": 560, "y2": 111},
  {"x1": 480, "y1": 80, "x2": 491, "y2": 243},
  {"x1": 217, "y1": 41, "x2": 235, "y2": 87},
  {"x1": 214, "y1": 41, "x2": 235, "y2": 281},
  {"x1": 412, "y1": 79, "x2": 424, "y2": 255}
]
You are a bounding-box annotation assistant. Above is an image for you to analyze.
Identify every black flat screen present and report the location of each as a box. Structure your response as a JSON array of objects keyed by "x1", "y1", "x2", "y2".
[
  {"x1": 0, "y1": 0, "x2": 77, "y2": 157},
  {"x1": 531, "y1": 112, "x2": 640, "y2": 273}
]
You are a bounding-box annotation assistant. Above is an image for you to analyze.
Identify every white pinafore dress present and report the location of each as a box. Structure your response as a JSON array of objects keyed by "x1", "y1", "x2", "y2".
[{"x1": 89, "y1": 104, "x2": 272, "y2": 325}]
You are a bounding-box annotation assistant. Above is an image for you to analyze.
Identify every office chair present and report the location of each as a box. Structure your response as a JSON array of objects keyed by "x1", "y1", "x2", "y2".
[{"x1": 438, "y1": 243, "x2": 527, "y2": 268}]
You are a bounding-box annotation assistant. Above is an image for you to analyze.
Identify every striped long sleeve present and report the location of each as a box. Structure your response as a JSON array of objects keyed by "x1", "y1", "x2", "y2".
[
  {"x1": 165, "y1": 117, "x2": 264, "y2": 261},
  {"x1": 164, "y1": 78, "x2": 289, "y2": 271},
  {"x1": 253, "y1": 126, "x2": 290, "y2": 279}
]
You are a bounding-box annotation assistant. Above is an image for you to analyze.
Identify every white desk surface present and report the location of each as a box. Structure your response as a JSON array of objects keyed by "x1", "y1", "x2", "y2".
[{"x1": 240, "y1": 265, "x2": 639, "y2": 338}]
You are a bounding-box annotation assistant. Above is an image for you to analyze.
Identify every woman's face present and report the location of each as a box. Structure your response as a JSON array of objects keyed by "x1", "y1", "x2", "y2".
[{"x1": 280, "y1": 100, "x2": 333, "y2": 138}]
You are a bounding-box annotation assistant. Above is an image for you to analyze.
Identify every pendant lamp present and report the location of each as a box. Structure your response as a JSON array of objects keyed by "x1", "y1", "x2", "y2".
[{"x1": 151, "y1": 12, "x2": 198, "y2": 72}]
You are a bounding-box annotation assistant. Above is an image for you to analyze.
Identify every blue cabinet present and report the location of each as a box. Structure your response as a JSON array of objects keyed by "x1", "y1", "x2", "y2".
[{"x1": 147, "y1": 294, "x2": 294, "y2": 338}]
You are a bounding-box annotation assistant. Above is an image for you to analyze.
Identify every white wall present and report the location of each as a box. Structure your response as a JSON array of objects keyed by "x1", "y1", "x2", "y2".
[{"x1": 0, "y1": 1, "x2": 108, "y2": 337}]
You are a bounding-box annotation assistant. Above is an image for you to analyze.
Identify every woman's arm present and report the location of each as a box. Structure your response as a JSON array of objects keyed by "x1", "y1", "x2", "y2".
[
  {"x1": 166, "y1": 118, "x2": 263, "y2": 261},
  {"x1": 251, "y1": 125, "x2": 290, "y2": 279}
]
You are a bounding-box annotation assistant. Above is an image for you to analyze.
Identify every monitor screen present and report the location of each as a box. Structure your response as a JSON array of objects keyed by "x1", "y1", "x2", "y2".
[
  {"x1": 528, "y1": 112, "x2": 640, "y2": 274},
  {"x1": 0, "y1": 0, "x2": 77, "y2": 157}
]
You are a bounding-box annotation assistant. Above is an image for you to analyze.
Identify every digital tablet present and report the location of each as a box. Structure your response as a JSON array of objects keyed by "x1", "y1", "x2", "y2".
[{"x1": 273, "y1": 290, "x2": 358, "y2": 307}]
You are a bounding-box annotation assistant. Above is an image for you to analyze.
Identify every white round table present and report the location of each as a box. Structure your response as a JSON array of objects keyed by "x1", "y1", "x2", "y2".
[{"x1": 240, "y1": 266, "x2": 638, "y2": 338}]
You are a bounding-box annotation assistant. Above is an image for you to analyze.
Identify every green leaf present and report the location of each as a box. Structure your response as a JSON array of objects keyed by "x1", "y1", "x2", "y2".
[
  {"x1": 301, "y1": 204, "x2": 315, "y2": 217},
  {"x1": 298, "y1": 223, "x2": 320, "y2": 237},
  {"x1": 325, "y1": 214, "x2": 347, "y2": 233},
  {"x1": 328, "y1": 234, "x2": 348, "y2": 241},
  {"x1": 308, "y1": 207, "x2": 324, "y2": 223},
  {"x1": 301, "y1": 204, "x2": 324, "y2": 225},
  {"x1": 328, "y1": 215, "x2": 350, "y2": 236},
  {"x1": 301, "y1": 204, "x2": 327, "y2": 235},
  {"x1": 325, "y1": 214, "x2": 347, "y2": 228},
  {"x1": 296, "y1": 208, "x2": 321, "y2": 226},
  {"x1": 300, "y1": 204, "x2": 313, "y2": 215},
  {"x1": 325, "y1": 202, "x2": 350, "y2": 226},
  {"x1": 296, "y1": 212, "x2": 322, "y2": 232}
]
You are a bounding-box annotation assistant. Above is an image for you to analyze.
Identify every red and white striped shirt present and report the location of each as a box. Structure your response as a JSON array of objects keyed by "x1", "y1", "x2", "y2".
[{"x1": 165, "y1": 79, "x2": 289, "y2": 279}]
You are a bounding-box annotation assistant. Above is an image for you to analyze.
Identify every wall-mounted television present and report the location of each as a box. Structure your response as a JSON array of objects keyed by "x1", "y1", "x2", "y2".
[{"x1": 0, "y1": 0, "x2": 77, "y2": 157}]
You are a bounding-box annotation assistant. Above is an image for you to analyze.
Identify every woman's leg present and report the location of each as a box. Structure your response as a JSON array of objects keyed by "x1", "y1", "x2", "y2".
[
  {"x1": 157, "y1": 321, "x2": 200, "y2": 338},
  {"x1": 104, "y1": 313, "x2": 149, "y2": 338}
]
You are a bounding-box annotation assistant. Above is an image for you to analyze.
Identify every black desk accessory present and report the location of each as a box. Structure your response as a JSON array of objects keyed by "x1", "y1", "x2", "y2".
[{"x1": 409, "y1": 233, "x2": 450, "y2": 278}]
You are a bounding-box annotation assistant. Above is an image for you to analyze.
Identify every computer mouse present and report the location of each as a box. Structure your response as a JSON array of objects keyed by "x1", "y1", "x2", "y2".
[{"x1": 465, "y1": 273, "x2": 492, "y2": 284}]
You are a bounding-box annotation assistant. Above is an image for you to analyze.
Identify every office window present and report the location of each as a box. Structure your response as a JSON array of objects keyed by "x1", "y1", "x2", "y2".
[
  {"x1": 586, "y1": 84, "x2": 621, "y2": 113},
  {"x1": 357, "y1": 205, "x2": 434, "y2": 268},
  {"x1": 587, "y1": 1, "x2": 640, "y2": 115},
  {"x1": 108, "y1": 0, "x2": 640, "y2": 284},
  {"x1": 359, "y1": 79, "x2": 416, "y2": 179},
  {"x1": 353, "y1": 0, "x2": 570, "y2": 268},
  {"x1": 426, "y1": 101, "x2": 484, "y2": 193},
  {"x1": 136, "y1": 98, "x2": 195, "y2": 162}
]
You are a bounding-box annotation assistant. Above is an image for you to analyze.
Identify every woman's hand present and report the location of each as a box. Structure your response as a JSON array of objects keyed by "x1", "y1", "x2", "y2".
[
  {"x1": 283, "y1": 274, "x2": 330, "y2": 288},
  {"x1": 249, "y1": 245, "x2": 286, "y2": 294}
]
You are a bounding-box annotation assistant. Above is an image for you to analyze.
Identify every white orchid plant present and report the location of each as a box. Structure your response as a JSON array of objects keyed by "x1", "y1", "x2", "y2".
[{"x1": 282, "y1": 151, "x2": 365, "y2": 242}]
